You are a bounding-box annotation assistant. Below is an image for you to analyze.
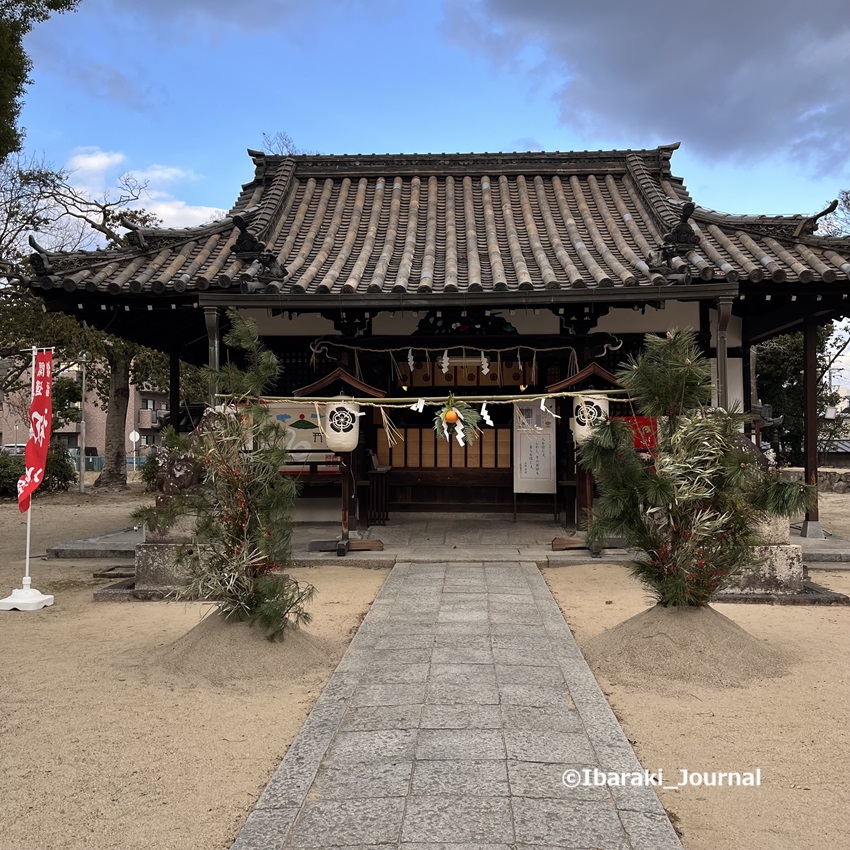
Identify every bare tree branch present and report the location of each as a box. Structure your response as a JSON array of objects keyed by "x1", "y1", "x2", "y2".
[
  {"x1": 44, "y1": 172, "x2": 161, "y2": 247},
  {"x1": 261, "y1": 131, "x2": 319, "y2": 156}
]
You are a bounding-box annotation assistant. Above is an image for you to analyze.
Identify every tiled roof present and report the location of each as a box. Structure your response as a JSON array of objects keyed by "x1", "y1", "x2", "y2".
[{"x1": 22, "y1": 144, "x2": 850, "y2": 297}]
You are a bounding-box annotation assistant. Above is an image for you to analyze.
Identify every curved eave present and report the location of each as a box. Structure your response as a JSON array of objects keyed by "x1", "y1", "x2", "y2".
[{"x1": 196, "y1": 282, "x2": 740, "y2": 312}]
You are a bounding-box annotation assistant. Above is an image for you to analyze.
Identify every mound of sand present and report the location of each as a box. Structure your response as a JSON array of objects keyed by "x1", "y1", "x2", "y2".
[
  {"x1": 582, "y1": 604, "x2": 790, "y2": 689},
  {"x1": 152, "y1": 608, "x2": 336, "y2": 688}
]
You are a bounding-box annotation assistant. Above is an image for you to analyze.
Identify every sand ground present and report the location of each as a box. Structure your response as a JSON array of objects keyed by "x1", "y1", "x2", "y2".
[
  {"x1": 0, "y1": 486, "x2": 848, "y2": 849},
  {"x1": 544, "y1": 497, "x2": 850, "y2": 850},
  {"x1": 0, "y1": 485, "x2": 387, "y2": 850}
]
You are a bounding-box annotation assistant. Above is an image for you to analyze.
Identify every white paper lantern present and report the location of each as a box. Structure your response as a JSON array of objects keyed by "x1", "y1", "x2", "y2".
[
  {"x1": 570, "y1": 395, "x2": 608, "y2": 443},
  {"x1": 323, "y1": 400, "x2": 361, "y2": 452}
]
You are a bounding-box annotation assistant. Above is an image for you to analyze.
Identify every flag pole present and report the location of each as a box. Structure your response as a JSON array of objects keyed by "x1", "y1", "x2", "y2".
[
  {"x1": 0, "y1": 346, "x2": 54, "y2": 612},
  {"x1": 24, "y1": 345, "x2": 35, "y2": 586}
]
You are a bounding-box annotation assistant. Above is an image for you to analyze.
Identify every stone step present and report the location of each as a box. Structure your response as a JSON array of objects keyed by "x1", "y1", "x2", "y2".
[
  {"x1": 47, "y1": 527, "x2": 142, "y2": 559},
  {"x1": 47, "y1": 542, "x2": 137, "y2": 559}
]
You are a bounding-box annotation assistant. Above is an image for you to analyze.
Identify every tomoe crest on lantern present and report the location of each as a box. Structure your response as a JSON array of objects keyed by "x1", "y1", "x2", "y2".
[
  {"x1": 323, "y1": 400, "x2": 361, "y2": 452},
  {"x1": 570, "y1": 395, "x2": 608, "y2": 443}
]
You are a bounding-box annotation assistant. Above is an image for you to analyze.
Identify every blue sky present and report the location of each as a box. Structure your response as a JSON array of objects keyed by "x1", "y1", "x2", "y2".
[{"x1": 19, "y1": 0, "x2": 850, "y2": 229}]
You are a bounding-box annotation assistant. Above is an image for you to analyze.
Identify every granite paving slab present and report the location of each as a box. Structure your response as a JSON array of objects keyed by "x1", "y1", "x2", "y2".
[{"x1": 230, "y1": 561, "x2": 683, "y2": 850}]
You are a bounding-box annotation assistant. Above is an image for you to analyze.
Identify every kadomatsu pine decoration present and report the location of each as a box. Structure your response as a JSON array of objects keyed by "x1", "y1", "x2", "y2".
[
  {"x1": 578, "y1": 328, "x2": 813, "y2": 607},
  {"x1": 434, "y1": 394, "x2": 481, "y2": 446}
]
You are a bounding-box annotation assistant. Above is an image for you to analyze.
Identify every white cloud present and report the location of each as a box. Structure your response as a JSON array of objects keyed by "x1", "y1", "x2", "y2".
[
  {"x1": 143, "y1": 199, "x2": 225, "y2": 228},
  {"x1": 131, "y1": 164, "x2": 199, "y2": 184},
  {"x1": 66, "y1": 146, "x2": 127, "y2": 193},
  {"x1": 66, "y1": 147, "x2": 126, "y2": 173},
  {"x1": 60, "y1": 147, "x2": 223, "y2": 232}
]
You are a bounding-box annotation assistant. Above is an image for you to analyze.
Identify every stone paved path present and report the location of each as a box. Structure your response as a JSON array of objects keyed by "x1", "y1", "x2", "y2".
[{"x1": 231, "y1": 561, "x2": 683, "y2": 849}]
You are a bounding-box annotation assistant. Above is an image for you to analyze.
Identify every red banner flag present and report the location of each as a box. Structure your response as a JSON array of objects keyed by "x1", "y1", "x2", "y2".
[
  {"x1": 18, "y1": 351, "x2": 53, "y2": 513},
  {"x1": 611, "y1": 415, "x2": 658, "y2": 451}
]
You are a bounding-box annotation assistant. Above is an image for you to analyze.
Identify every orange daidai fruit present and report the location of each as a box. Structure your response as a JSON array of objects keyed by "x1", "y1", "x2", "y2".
[{"x1": 444, "y1": 409, "x2": 459, "y2": 424}]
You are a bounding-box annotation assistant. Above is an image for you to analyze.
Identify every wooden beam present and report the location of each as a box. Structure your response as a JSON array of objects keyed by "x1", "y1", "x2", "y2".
[
  {"x1": 744, "y1": 306, "x2": 836, "y2": 344},
  {"x1": 198, "y1": 283, "x2": 739, "y2": 313}
]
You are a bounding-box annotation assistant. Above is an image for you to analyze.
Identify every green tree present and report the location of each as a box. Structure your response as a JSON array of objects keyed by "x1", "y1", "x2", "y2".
[
  {"x1": 755, "y1": 325, "x2": 850, "y2": 465},
  {"x1": 579, "y1": 329, "x2": 813, "y2": 607},
  {"x1": 0, "y1": 1, "x2": 81, "y2": 160},
  {"x1": 0, "y1": 158, "x2": 145, "y2": 486},
  {"x1": 1, "y1": 157, "x2": 204, "y2": 486},
  {"x1": 0, "y1": 152, "x2": 70, "y2": 269},
  {"x1": 135, "y1": 310, "x2": 311, "y2": 641}
]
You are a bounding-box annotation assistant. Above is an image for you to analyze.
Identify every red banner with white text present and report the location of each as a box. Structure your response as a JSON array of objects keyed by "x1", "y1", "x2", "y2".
[{"x1": 17, "y1": 351, "x2": 53, "y2": 513}]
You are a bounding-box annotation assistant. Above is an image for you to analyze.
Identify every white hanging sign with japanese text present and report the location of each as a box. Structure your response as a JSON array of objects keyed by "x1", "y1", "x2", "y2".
[{"x1": 513, "y1": 401, "x2": 557, "y2": 494}]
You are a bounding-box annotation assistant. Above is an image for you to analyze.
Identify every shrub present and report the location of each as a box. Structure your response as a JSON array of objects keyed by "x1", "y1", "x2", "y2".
[
  {"x1": 0, "y1": 443, "x2": 77, "y2": 498},
  {"x1": 43, "y1": 443, "x2": 77, "y2": 491},
  {"x1": 578, "y1": 329, "x2": 814, "y2": 607},
  {"x1": 0, "y1": 454, "x2": 25, "y2": 498},
  {"x1": 140, "y1": 450, "x2": 160, "y2": 491},
  {"x1": 134, "y1": 309, "x2": 312, "y2": 641}
]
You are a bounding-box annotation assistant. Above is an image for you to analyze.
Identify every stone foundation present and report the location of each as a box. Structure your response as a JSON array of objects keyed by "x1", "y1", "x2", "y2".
[
  {"x1": 781, "y1": 467, "x2": 850, "y2": 493},
  {"x1": 726, "y1": 518, "x2": 803, "y2": 594},
  {"x1": 754, "y1": 516, "x2": 790, "y2": 546},
  {"x1": 134, "y1": 542, "x2": 191, "y2": 594},
  {"x1": 734, "y1": 544, "x2": 805, "y2": 594}
]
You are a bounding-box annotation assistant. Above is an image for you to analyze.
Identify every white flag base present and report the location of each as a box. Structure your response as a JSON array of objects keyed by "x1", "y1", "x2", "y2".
[{"x1": 0, "y1": 577, "x2": 54, "y2": 611}]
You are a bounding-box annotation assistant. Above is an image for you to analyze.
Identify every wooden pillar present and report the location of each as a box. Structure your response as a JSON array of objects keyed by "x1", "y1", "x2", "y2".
[
  {"x1": 338, "y1": 453, "x2": 351, "y2": 556},
  {"x1": 203, "y1": 307, "x2": 220, "y2": 406},
  {"x1": 742, "y1": 344, "x2": 753, "y2": 442},
  {"x1": 715, "y1": 296, "x2": 733, "y2": 410},
  {"x1": 801, "y1": 315, "x2": 825, "y2": 538}
]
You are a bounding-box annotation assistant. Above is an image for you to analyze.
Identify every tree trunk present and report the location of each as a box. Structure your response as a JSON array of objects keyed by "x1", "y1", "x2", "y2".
[{"x1": 94, "y1": 343, "x2": 133, "y2": 488}]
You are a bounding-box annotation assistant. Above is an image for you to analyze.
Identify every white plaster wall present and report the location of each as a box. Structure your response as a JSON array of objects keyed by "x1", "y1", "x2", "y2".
[
  {"x1": 591, "y1": 302, "x2": 745, "y2": 409},
  {"x1": 500, "y1": 309, "x2": 560, "y2": 335},
  {"x1": 235, "y1": 307, "x2": 563, "y2": 337},
  {"x1": 237, "y1": 303, "x2": 739, "y2": 341},
  {"x1": 237, "y1": 309, "x2": 339, "y2": 336},
  {"x1": 374, "y1": 308, "x2": 559, "y2": 336},
  {"x1": 708, "y1": 309, "x2": 743, "y2": 347},
  {"x1": 728, "y1": 358, "x2": 745, "y2": 408},
  {"x1": 593, "y1": 301, "x2": 700, "y2": 334},
  {"x1": 371, "y1": 311, "x2": 422, "y2": 335},
  {"x1": 710, "y1": 357, "x2": 745, "y2": 409}
]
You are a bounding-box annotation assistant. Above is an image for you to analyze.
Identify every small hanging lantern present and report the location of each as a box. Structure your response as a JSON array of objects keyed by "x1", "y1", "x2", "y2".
[
  {"x1": 570, "y1": 395, "x2": 608, "y2": 443},
  {"x1": 323, "y1": 399, "x2": 362, "y2": 452}
]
